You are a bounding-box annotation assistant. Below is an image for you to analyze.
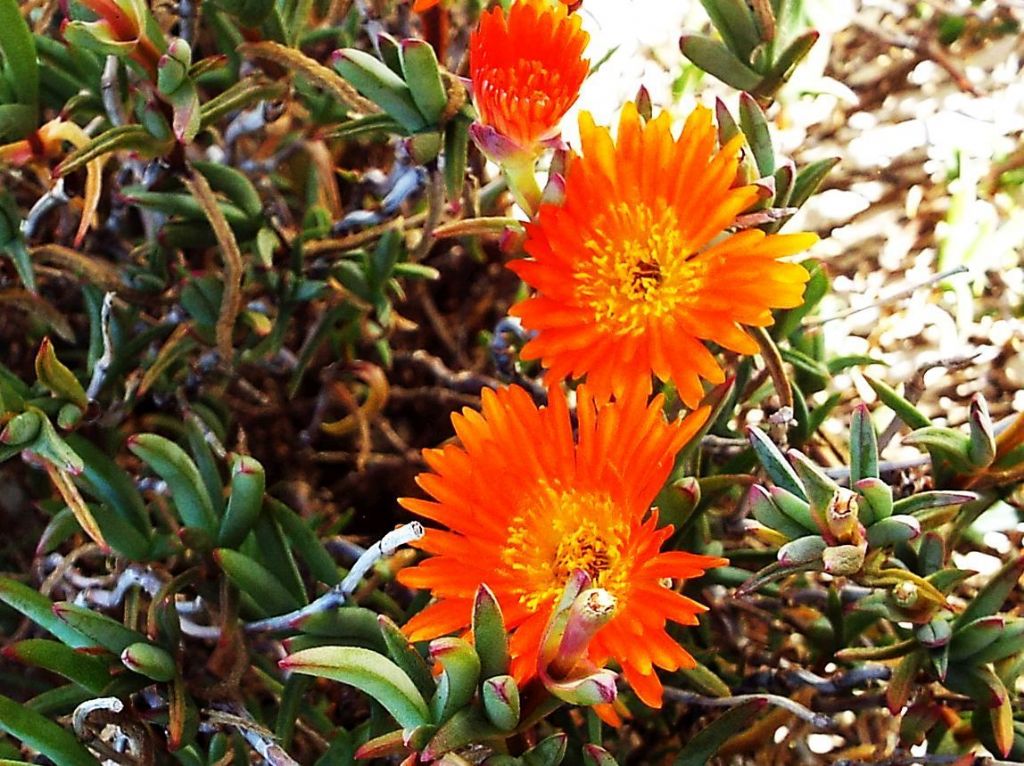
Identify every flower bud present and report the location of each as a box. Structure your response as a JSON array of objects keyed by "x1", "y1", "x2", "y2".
[
  {"x1": 482, "y1": 675, "x2": 520, "y2": 731},
  {"x1": 821, "y1": 543, "x2": 866, "y2": 575},
  {"x1": 547, "y1": 588, "x2": 617, "y2": 678},
  {"x1": 916, "y1": 617, "x2": 952, "y2": 648},
  {"x1": 892, "y1": 580, "x2": 919, "y2": 609}
]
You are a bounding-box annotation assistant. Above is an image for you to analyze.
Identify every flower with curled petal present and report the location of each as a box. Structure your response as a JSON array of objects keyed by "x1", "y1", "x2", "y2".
[{"x1": 398, "y1": 384, "x2": 724, "y2": 708}]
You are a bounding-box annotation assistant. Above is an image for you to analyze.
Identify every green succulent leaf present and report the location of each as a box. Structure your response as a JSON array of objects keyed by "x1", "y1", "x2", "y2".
[
  {"x1": 282, "y1": 646, "x2": 431, "y2": 729},
  {"x1": 0, "y1": 695, "x2": 100, "y2": 766}
]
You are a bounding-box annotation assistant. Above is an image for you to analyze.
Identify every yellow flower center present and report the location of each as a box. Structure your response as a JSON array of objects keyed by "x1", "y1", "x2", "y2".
[
  {"x1": 502, "y1": 488, "x2": 630, "y2": 611},
  {"x1": 575, "y1": 203, "x2": 705, "y2": 336}
]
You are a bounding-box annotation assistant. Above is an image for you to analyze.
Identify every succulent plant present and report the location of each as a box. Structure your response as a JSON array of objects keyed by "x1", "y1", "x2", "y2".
[{"x1": 741, "y1": 406, "x2": 976, "y2": 591}]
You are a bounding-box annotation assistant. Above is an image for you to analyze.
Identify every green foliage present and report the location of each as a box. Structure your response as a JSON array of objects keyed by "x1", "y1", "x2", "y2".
[{"x1": 0, "y1": 0, "x2": 1021, "y2": 762}]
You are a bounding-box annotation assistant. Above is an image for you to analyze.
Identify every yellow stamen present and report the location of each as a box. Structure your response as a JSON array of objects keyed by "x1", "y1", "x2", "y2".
[
  {"x1": 575, "y1": 203, "x2": 706, "y2": 336},
  {"x1": 502, "y1": 488, "x2": 630, "y2": 611}
]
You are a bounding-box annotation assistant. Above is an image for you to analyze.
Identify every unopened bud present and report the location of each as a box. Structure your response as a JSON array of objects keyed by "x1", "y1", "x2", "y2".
[
  {"x1": 892, "y1": 580, "x2": 919, "y2": 608},
  {"x1": 158, "y1": 49, "x2": 189, "y2": 95},
  {"x1": 548, "y1": 588, "x2": 617, "y2": 678},
  {"x1": 821, "y1": 544, "x2": 866, "y2": 575},
  {"x1": 916, "y1": 617, "x2": 952, "y2": 648},
  {"x1": 482, "y1": 675, "x2": 520, "y2": 731}
]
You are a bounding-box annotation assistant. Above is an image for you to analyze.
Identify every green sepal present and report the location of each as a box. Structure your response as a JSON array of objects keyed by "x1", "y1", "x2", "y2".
[
  {"x1": 61, "y1": 19, "x2": 137, "y2": 57},
  {"x1": 408, "y1": 130, "x2": 442, "y2": 165},
  {"x1": 1, "y1": 409, "x2": 41, "y2": 445},
  {"x1": 769, "y1": 485, "x2": 820, "y2": 534},
  {"x1": 786, "y1": 448, "x2": 839, "y2": 523},
  {"x1": 865, "y1": 515, "x2": 920, "y2": 549},
  {"x1": 778, "y1": 535, "x2": 827, "y2": 566},
  {"x1": 747, "y1": 484, "x2": 808, "y2": 540}
]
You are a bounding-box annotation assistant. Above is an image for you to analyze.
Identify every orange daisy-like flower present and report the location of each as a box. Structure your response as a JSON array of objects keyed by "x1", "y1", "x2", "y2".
[
  {"x1": 509, "y1": 102, "x2": 819, "y2": 407},
  {"x1": 468, "y1": 0, "x2": 589, "y2": 157},
  {"x1": 398, "y1": 384, "x2": 725, "y2": 707}
]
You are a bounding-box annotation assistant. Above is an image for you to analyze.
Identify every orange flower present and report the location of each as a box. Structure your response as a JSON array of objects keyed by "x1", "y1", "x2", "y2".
[
  {"x1": 469, "y1": 0, "x2": 589, "y2": 158},
  {"x1": 509, "y1": 103, "x2": 819, "y2": 407},
  {"x1": 398, "y1": 384, "x2": 724, "y2": 707}
]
